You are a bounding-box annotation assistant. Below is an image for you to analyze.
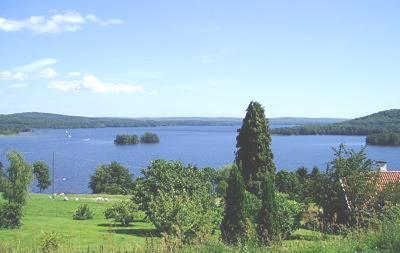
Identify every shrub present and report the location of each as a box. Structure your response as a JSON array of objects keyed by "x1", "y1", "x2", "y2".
[
  {"x1": 134, "y1": 160, "x2": 221, "y2": 245},
  {"x1": 89, "y1": 161, "x2": 133, "y2": 195},
  {"x1": 0, "y1": 202, "x2": 23, "y2": 229},
  {"x1": 140, "y1": 132, "x2": 160, "y2": 143},
  {"x1": 149, "y1": 188, "x2": 221, "y2": 244},
  {"x1": 104, "y1": 201, "x2": 137, "y2": 226},
  {"x1": 39, "y1": 231, "x2": 63, "y2": 253},
  {"x1": 73, "y1": 204, "x2": 94, "y2": 220},
  {"x1": 275, "y1": 193, "x2": 303, "y2": 239}
]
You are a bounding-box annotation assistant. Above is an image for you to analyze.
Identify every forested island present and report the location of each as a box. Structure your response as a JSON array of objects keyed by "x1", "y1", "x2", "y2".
[
  {"x1": 140, "y1": 132, "x2": 160, "y2": 143},
  {"x1": 114, "y1": 134, "x2": 139, "y2": 145},
  {"x1": 114, "y1": 132, "x2": 160, "y2": 145},
  {"x1": 366, "y1": 132, "x2": 400, "y2": 146},
  {"x1": 273, "y1": 109, "x2": 400, "y2": 136}
]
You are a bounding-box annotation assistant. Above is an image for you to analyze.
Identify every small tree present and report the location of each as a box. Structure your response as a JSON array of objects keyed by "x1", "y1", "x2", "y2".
[
  {"x1": 314, "y1": 145, "x2": 377, "y2": 227},
  {"x1": 89, "y1": 162, "x2": 133, "y2": 195},
  {"x1": 0, "y1": 151, "x2": 33, "y2": 204},
  {"x1": 0, "y1": 151, "x2": 33, "y2": 229},
  {"x1": 33, "y1": 161, "x2": 51, "y2": 193},
  {"x1": 221, "y1": 165, "x2": 247, "y2": 245},
  {"x1": 235, "y1": 101, "x2": 275, "y2": 197},
  {"x1": 257, "y1": 174, "x2": 278, "y2": 244}
]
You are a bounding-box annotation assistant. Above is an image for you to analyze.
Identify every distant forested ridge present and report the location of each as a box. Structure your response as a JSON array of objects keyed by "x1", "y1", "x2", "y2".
[
  {"x1": 0, "y1": 112, "x2": 345, "y2": 135},
  {"x1": 273, "y1": 109, "x2": 400, "y2": 136}
]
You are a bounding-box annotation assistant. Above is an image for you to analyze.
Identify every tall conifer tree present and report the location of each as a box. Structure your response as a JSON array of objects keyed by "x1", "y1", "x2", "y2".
[
  {"x1": 235, "y1": 101, "x2": 275, "y2": 197},
  {"x1": 221, "y1": 165, "x2": 247, "y2": 245}
]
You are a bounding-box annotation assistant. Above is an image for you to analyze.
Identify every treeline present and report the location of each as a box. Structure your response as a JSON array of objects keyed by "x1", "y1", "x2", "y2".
[
  {"x1": 366, "y1": 132, "x2": 400, "y2": 146},
  {"x1": 0, "y1": 112, "x2": 243, "y2": 135},
  {"x1": 273, "y1": 109, "x2": 400, "y2": 136},
  {"x1": 114, "y1": 132, "x2": 159, "y2": 145}
]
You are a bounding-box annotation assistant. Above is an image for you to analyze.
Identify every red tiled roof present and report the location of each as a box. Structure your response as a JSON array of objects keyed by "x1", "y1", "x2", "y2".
[{"x1": 377, "y1": 171, "x2": 400, "y2": 191}]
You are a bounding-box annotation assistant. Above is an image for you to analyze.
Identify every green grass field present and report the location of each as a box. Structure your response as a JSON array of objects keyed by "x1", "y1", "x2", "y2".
[
  {"x1": 0, "y1": 193, "x2": 390, "y2": 253},
  {"x1": 0, "y1": 194, "x2": 156, "y2": 252}
]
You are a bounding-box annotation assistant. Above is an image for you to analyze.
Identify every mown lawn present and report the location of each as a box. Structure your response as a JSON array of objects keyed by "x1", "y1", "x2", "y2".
[{"x1": 0, "y1": 194, "x2": 156, "y2": 252}]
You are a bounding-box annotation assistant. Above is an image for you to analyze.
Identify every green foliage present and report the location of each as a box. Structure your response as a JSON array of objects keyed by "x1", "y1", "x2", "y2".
[
  {"x1": 275, "y1": 193, "x2": 303, "y2": 239},
  {"x1": 0, "y1": 202, "x2": 23, "y2": 229},
  {"x1": 134, "y1": 160, "x2": 221, "y2": 244},
  {"x1": 140, "y1": 132, "x2": 160, "y2": 143},
  {"x1": 221, "y1": 165, "x2": 247, "y2": 245},
  {"x1": 273, "y1": 109, "x2": 400, "y2": 136},
  {"x1": 73, "y1": 204, "x2": 94, "y2": 220},
  {"x1": 33, "y1": 161, "x2": 51, "y2": 193},
  {"x1": 366, "y1": 131, "x2": 400, "y2": 146},
  {"x1": 235, "y1": 101, "x2": 275, "y2": 197},
  {"x1": 313, "y1": 145, "x2": 377, "y2": 227},
  {"x1": 114, "y1": 134, "x2": 139, "y2": 145},
  {"x1": 257, "y1": 174, "x2": 278, "y2": 244},
  {"x1": 89, "y1": 161, "x2": 133, "y2": 195},
  {"x1": 0, "y1": 151, "x2": 33, "y2": 205},
  {"x1": 149, "y1": 188, "x2": 220, "y2": 244},
  {"x1": 104, "y1": 201, "x2": 137, "y2": 226},
  {"x1": 275, "y1": 170, "x2": 300, "y2": 199},
  {"x1": 39, "y1": 231, "x2": 63, "y2": 253}
]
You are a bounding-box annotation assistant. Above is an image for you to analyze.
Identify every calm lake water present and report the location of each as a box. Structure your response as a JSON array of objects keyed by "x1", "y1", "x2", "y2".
[{"x1": 0, "y1": 125, "x2": 399, "y2": 193}]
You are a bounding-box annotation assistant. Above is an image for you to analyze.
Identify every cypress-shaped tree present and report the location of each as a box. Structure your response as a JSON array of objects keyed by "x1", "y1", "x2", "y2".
[
  {"x1": 221, "y1": 165, "x2": 247, "y2": 245},
  {"x1": 235, "y1": 101, "x2": 275, "y2": 197},
  {"x1": 257, "y1": 173, "x2": 278, "y2": 244}
]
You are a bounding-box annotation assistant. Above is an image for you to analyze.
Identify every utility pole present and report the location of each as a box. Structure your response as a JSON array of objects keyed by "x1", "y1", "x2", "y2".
[{"x1": 52, "y1": 152, "x2": 55, "y2": 195}]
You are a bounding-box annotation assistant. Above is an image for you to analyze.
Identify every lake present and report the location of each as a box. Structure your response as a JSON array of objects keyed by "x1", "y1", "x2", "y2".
[{"x1": 1, "y1": 125, "x2": 399, "y2": 193}]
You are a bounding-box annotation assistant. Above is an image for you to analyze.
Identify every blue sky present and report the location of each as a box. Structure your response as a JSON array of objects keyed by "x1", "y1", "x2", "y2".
[{"x1": 0, "y1": 0, "x2": 399, "y2": 118}]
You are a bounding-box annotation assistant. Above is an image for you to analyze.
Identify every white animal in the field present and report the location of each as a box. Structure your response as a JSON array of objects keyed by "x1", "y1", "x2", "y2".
[
  {"x1": 59, "y1": 193, "x2": 65, "y2": 196},
  {"x1": 75, "y1": 198, "x2": 79, "y2": 201},
  {"x1": 104, "y1": 198, "x2": 110, "y2": 202},
  {"x1": 95, "y1": 197, "x2": 104, "y2": 201},
  {"x1": 63, "y1": 197, "x2": 69, "y2": 201}
]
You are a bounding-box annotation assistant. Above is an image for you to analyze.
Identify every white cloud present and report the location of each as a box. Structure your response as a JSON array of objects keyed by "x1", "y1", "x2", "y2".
[
  {"x1": 49, "y1": 74, "x2": 144, "y2": 94},
  {"x1": 0, "y1": 11, "x2": 123, "y2": 34},
  {"x1": 67, "y1": 71, "x2": 82, "y2": 77},
  {"x1": 15, "y1": 58, "x2": 58, "y2": 72},
  {"x1": 0, "y1": 58, "x2": 58, "y2": 80},
  {"x1": 10, "y1": 83, "x2": 28, "y2": 88},
  {"x1": 38, "y1": 68, "x2": 57, "y2": 79},
  {"x1": 0, "y1": 71, "x2": 27, "y2": 80}
]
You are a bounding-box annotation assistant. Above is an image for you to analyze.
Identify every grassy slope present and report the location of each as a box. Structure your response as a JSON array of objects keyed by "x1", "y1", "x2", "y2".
[
  {"x1": 0, "y1": 194, "x2": 155, "y2": 251},
  {"x1": 1, "y1": 194, "x2": 384, "y2": 253}
]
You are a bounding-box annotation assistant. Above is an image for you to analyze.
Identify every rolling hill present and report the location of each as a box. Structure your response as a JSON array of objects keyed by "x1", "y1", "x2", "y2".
[
  {"x1": 0, "y1": 112, "x2": 345, "y2": 135},
  {"x1": 272, "y1": 109, "x2": 400, "y2": 136}
]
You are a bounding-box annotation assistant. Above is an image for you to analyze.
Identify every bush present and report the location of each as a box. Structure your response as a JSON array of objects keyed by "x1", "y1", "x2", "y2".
[
  {"x1": 89, "y1": 161, "x2": 134, "y2": 195},
  {"x1": 0, "y1": 202, "x2": 23, "y2": 229},
  {"x1": 39, "y1": 231, "x2": 63, "y2": 253},
  {"x1": 149, "y1": 188, "x2": 221, "y2": 244},
  {"x1": 275, "y1": 192, "x2": 303, "y2": 239},
  {"x1": 140, "y1": 132, "x2": 160, "y2": 143},
  {"x1": 134, "y1": 160, "x2": 221, "y2": 245},
  {"x1": 73, "y1": 204, "x2": 94, "y2": 220},
  {"x1": 104, "y1": 201, "x2": 137, "y2": 226}
]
